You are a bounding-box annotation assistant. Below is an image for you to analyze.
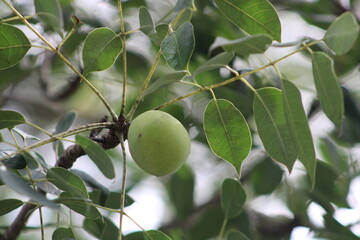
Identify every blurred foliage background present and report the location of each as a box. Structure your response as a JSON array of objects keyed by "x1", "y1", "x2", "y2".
[{"x1": 0, "y1": 0, "x2": 360, "y2": 239}]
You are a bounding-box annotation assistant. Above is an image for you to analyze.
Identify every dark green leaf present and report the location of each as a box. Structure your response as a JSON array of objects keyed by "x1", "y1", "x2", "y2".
[
  {"x1": 52, "y1": 227, "x2": 76, "y2": 240},
  {"x1": 100, "y1": 217, "x2": 119, "y2": 240},
  {"x1": 152, "y1": 24, "x2": 169, "y2": 46},
  {"x1": 55, "y1": 111, "x2": 77, "y2": 134},
  {"x1": 104, "y1": 191, "x2": 134, "y2": 209},
  {"x1": 210, "y1": 35, "x2": 272, "y2": 57},
  {"x1": 253, "y1": 88, "x2": 297, "y2": 171},
  {"x1": 58, "y1": 192, "x2": 102, "y2": 220},
  {"x1": 247, "y1": 156, "x2": 283, "y2": 195},
  {"x1": 204, "y1": 99, "x2": 252, "y2": 174},
  {"x1": 214, "y1": 0, "x2": 281, "y2": 42},
  {"x1": 26, "y1": 168, "x2": 61, "y2": 195},
  {"x1": 324, "y1": 12, "x2": 360, "y2": 55},
  {"x1": 322, "y1": 214, "x2": 360, "y2": 240},
  {"x1": 3, "y1": 154, "x2": 27, "y2": 169},
  {"x1": 46, "y1": 167, "x2": 88, "y2": 198},
  {"x1": 167, "y1": 165, "x2": 194, "y2": 220},
  {"x1": 312, "y1": 52, "x2": 344, "y2": 127},
  {"x1": 193, "y1": 51, "x2": 234, "y2": 76},
  {"x1": 221, "y1": 178, "x2": 246, "y2": 218},
  {"x1": 0, "y1": 110, "x2": 26, "y2": 130},
  {"x1": 0, "y1": 24, "x2": 31, "y2": 70},
  {"x1": 0, "y1": 199, "x2": 23, "y2": 216},
  {"x1": 75, "y1": 135, "x2": 115, "y2": 179},
  {"x1": 0, "y1": 167, "x2": 58, "y2": 209},
  {"x1": 227, "y1": 230, "x2": 250, "y2": 240},
  {"x1": 144, "y1": 230, "x2": 171, "y2": 240},
  {"x1": 83, "y1": 216, "x2": 119, "y2": 240},
  {"x1": 83, "y1": 27, "x2": 122, "y2": 75},
  {"x1": 174, "y1": 0, "x2": 195, "y2": 11},
  {"x1": 83, "y1": 217, "x2": 104, "y2": 239},
  {"x1": 161, "y1": 22, "x2": 195, "y2": 70},
  {"x1": 282, "y1": 80, "x2": 316, "y2": 187},
  {"x1": 139, "y1": 7, "x2": 155, "y2": 36},
  {"x1": 34, "y1": 0, "x2": 63, "y2": 35}
]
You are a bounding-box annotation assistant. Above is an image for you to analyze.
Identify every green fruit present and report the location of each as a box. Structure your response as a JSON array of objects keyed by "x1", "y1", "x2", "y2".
[{"x1": 127, "y1": 110, "x2": 191, "y2": 176}]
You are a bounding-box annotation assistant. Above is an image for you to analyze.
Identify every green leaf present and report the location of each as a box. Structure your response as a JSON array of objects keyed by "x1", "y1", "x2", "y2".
[
  {"x1": 193, "y1": 51, "x2": 234, "y2": 76},
  {"x1": 83, "y1": 27, "x2": 122, "y2": 75},
  {"x1": 172, "y1": 8, "x2": 193, "y2": 31},
  {"x1": 312, "y1": 52, "x2": 344, "y2": 127},
  {"x1": 34, "y1": 0, "x2": 63, "y2": 35},
  {"x1": 324, "y1": 12, "x2": 360, "y2": 55},
  {"x1": 0, "y1": 199, "x2": 23, "y2": 216},
  {"x1": 0, "y1": 167, "x2": 58, "y2": 209},
  {"x1": 221, "y1": 178, "x2": 246, "y2": 218},
  {"x1": 12, "y1": 128, "x2": 41, "y2": 141},
  {"x1": 3, "y1": 154, "x2": 27, "y2": 169},
  {"x1": 46, "y1": 167, "x2": 88, "y2": 198},
  {"x1": 214, "y1": 0, "x2": 281, "y2": 42},
  {"x1": 75, "y1": 135, "x2": 115, "y2": 179},
  {"x1": 55, "y1": 111, "x2": 77, "y2": 134},
  {"x1": 210, "y1": 35, "x2": 273, "y2": 57},
  {"x1": 0, "y1": 110, "x2": 26, "y2": 130},
  {"x1": 248, "y1": 156, "x2": 283, "y2": 195},
  {"x1": 253, "y1": 88, "x2": 297, "y2": 171},
  {"x1": 282, "y1": 80, "x2": 316, "y2": 187},
  {"x1": 227, "y1": 230, "x2": 250, "y2": 240},
  {"x1": 152, "y1": 24, "x2": 169, "y2": 46},
  {"x1": 58, "y1": 192, "x2": 102, "y2": 220},
  {"x1": 322, "y1": 214, "x2": 360, "y2": 240},
  {"x1": 104, "y1": 192, "x2": 134, "y2": 209},
  {"x1": 144, "y1": 230, "x2": 172, "y2": 240},
  {"x1": 52, "y1": 227, "x2": 76, "y2": 240},
  {"x1": 204, "y1": 99, "x2": 252, "y2": 174},
  {"x1": 161, "y1": 22, "x2": 195, "y2": 70},
  {"x1": 0, "y1": 24, "x2": 31, "y2": 70},
  {"x1": 83, "y1": 217, "x2": 118, "y2": 239},
  {"x1": 144, "y1": 71, "x2": 188, "y2": 96},
  {"x1": 167, "y1": 165, "x2": 194, "y2": 220},
  {"x1": 139, "y1": 7, "x2": 155, "y2": 36}
]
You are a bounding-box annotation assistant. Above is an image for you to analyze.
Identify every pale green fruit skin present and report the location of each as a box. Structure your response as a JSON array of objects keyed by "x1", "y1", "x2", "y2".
[{"x1": 127, "y1": 110, "x2": 190, "y2": 176}]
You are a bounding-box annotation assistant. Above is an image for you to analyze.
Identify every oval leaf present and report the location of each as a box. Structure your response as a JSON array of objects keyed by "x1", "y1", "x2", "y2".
[
  {"x1": 55, "y1": 111, "x2": 77, "y2": 134},
  {"x1": 52, "y1": 227, "x2": 76, "y2": 240},
  {"x1": 204, "y1": 99, "x2": 252, "y2": 174},
  {"x1": 193, "y1": 51, "x2": 234, "y2": 76},
  {"x1": 221, "y1": 178, "x2": 246, "y2": 219},
  {"x1": 253, "y1": 87, "x2": 297, "y2": 171},
  {"x1": 0, "y1": 24, "x2": 31, "y2": 70},
  {"x1": 144, "y1": 230, "x2": 172, "y2": 240},
  {"x1": 312, "y1": 52, "x2": 344, "y2": 127},
  {"x1": 324, "y1": 12, "x2": 360, "y2": 55},
  {"x1": 139, "y1": 6, "x2": 155, "y2": 36},
  {"x1": 0, "y1": 110, "x2": 26, "y2": 130},
  {"x1": 282, "y1": 80, "x2": 316, "y2": 187},
  {"x1": 75, "y1": 135, "x2": 115, "y2": 179},
  {"x1": 214, "y1": 0, "x2": 281, "y2": 42},
  {"x1": 0, "y1": 167, "x2": 58, "y2": 209},
  {"x1": 0, "y1": 199, "x2": 23, "y2": 216},
  {"x1": 210, "y1": 35, "x2": 272, "y2": 57},
  {"x1": 34, "y1": 0, "x2": 63, "y2": 35},
  {"x1": 58, "y1": 192, "x2": 102, "y2": 220},
  {"x1": 46, "y1": 167, "x2": 88, "y2": 198},
  {"x1": 145, "y1": 71, "x2": 188, "y2": 96},
  {"x1": 83, "y1": 27, "x2": 123, "y2": 75},
  {"x1": 161, "y1": 22, "x2": 195, "y2": 70}
]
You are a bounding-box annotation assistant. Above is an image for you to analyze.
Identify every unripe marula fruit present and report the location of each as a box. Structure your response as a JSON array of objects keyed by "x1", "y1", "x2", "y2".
[{"x1": 127, "y1": 110, "x2": 190, "y2": 176}]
